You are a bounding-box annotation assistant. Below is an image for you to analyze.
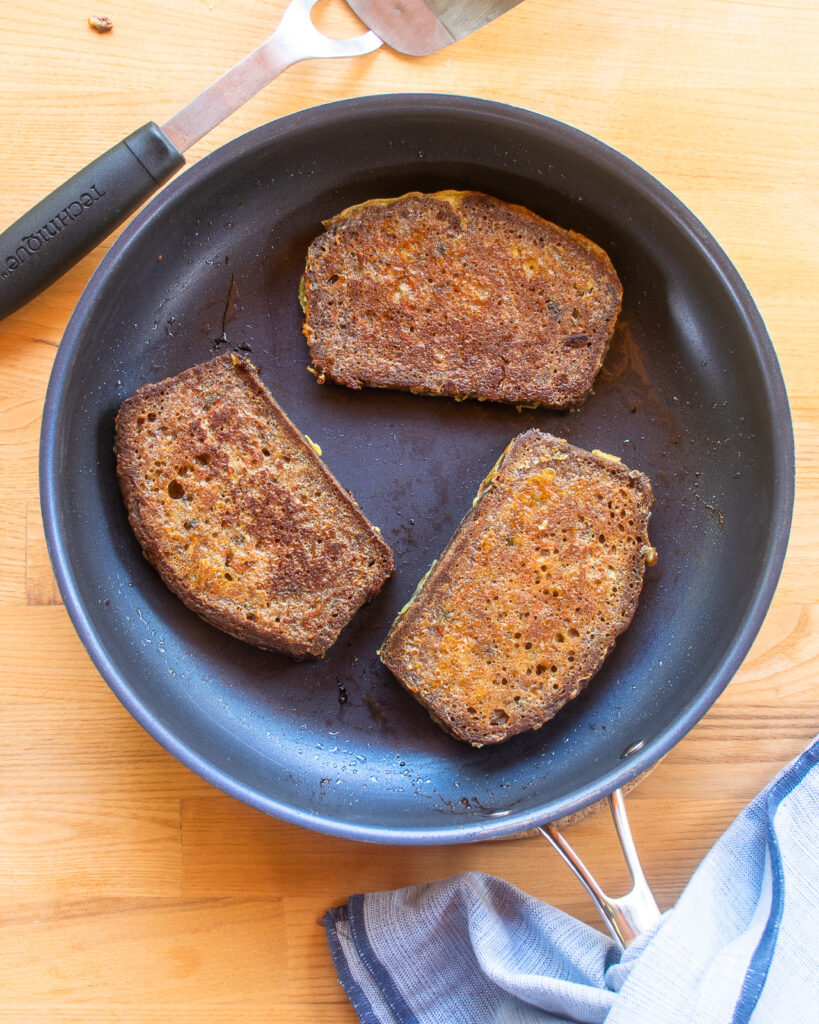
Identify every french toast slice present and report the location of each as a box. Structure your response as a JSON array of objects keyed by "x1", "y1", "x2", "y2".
[
  {"x1": 115, "y1": 353, "x2": 394, "y2": 659},
  {"x1": 379, "y1": 431, "x2": 655, "y2": 745},
  {"x1": 302, "y1": 190, "x2": 622, "y2": 409}
]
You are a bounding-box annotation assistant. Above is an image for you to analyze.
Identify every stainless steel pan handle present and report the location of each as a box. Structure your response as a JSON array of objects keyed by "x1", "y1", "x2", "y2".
[{"x1": 538, "y1": 789, "x2": 661, "y2": 947}]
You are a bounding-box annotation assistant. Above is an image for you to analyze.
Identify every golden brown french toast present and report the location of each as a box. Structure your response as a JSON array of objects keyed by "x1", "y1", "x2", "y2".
[
  {"x1": 115, "y1": 353, "x2": 394, "y2": 659},
  {"x1": 302, "y1": 191, "x2": 622, "y2": 408},
  {"x1": 379, "y1": 430, "x2": 655, "y2": 744}
]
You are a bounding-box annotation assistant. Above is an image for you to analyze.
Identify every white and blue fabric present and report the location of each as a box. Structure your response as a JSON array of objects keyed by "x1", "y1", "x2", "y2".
[{"x1": 324, "y1": 737, "x2": 818, "y2": 1023}]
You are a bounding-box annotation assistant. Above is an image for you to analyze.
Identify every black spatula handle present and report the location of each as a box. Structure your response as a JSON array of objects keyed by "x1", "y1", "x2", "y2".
[{"x1": 0, "y1": 122, "x2": 184, "y2": 321}]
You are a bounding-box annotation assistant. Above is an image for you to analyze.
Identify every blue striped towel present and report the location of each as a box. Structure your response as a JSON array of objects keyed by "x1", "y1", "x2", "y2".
[{"x1": 325, "y1": 736, "x2": 818, "y2": 1023}]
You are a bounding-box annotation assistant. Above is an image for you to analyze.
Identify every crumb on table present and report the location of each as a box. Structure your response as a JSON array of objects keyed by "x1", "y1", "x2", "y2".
[{"x1": 88, "y1": 15, "x2": 113, "y2": 33}]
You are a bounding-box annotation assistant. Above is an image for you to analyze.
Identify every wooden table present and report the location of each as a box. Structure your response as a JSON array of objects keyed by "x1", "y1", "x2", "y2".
[{"x1": 2, "y1": 1, "x2": 816, "y2": 1020}]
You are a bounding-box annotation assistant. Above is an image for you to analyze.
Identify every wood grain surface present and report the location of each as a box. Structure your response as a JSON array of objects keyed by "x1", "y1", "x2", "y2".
[{"x1": 1, "y1": 1, "x2": 817, "y2": 1020}]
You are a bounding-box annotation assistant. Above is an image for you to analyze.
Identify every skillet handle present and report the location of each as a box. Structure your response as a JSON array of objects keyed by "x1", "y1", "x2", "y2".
[
  {"x1": 537, "y1": 788, "x2": 661, "y2": 948},
  {"x1": 0, "y1": 122, "x2": 184, "y2": 321}
]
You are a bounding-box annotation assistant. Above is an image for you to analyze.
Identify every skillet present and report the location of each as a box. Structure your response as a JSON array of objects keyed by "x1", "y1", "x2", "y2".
[{"x1": 40, "y1": 95, "x2": 794, "y2": 844}]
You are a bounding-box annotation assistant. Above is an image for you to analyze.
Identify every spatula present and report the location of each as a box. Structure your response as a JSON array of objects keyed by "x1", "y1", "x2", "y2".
[{"x1": 0, "y1": 0, "x2": 523, "y2": 321}]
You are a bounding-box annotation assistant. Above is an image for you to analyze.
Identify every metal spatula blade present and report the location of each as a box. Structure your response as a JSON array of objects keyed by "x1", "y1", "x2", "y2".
[
  {"x1": 345, "y1": 0, "x2": 523, "y2": 56},
  {"x1": 0, "y1": 0, "x2": 524, "y2": 320}
]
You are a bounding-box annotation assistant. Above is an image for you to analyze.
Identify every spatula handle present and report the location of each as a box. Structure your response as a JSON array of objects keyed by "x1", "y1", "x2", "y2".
[{"x1": 0, "y1": 122, "x2": 183, "y2": 321}]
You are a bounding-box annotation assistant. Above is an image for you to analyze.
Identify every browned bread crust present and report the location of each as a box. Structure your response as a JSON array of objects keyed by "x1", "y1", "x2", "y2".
[
  {"x1": 115, "y1": 354, "x2": 394, "y2": 659},
  {"x1": 302, "y1": 191, "x2": 622, "y2": 409},
  {"x1": 379, "y1": 431, "x2": 655, "y2": 745}
]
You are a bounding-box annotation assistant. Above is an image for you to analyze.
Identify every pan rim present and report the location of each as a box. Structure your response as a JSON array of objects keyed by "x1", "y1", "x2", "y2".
[{"x1": 40, "y1": 93, "x2": 795, "y2": 843}]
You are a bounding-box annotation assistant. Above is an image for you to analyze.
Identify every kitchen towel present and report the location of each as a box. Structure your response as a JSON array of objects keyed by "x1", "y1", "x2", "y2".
[{"x1": 324, "y1": 736, "x2": 818, "y2": 1023}]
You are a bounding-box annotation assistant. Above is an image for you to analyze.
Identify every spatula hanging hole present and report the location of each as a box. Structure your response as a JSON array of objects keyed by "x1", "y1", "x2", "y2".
[{"x1": 309, "y1": 0, "x2": 369, "y2": 40}]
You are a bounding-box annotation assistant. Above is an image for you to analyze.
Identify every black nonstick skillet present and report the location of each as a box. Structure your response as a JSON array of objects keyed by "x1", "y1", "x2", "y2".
[{"x1": 40, "y1": 96, "x2": 794, "y2": 867}]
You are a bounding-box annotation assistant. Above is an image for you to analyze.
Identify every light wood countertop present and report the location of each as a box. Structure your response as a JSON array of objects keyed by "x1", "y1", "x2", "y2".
[{"x1": 1, "y1": 1, "x2": 817, "y2": 1020}]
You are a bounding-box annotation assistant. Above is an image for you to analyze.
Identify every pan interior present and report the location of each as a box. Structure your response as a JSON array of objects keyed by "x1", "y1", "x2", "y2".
[{"x1": 42, "y1": 97, "x2": 792, "y2": 842}]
